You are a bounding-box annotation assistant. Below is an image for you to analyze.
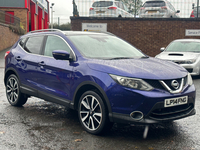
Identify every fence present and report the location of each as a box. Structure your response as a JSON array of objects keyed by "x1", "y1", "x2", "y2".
[
  {"x1": 0, "y1": 10, "x2": 20, "y2": 26},
  {"x1": 72, "y1": 0, "x2": 200, "y2": 18}
]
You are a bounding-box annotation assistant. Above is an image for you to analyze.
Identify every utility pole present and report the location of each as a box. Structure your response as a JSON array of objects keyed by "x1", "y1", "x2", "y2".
[
  {"x1": 135, "y1": 0, "x2": 137, "y2": 18},
  {"x1": 50, "y1": 3, "x2": 55, "y2": 29},
  {"x1": 58, "y1": 17, "x2": 60, "y2": 26},
  {"x1": 197, "y1": 0, "x2": 199, "y2": 18}
]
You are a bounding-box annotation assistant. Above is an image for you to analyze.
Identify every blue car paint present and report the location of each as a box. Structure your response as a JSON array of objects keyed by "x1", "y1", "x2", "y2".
[{"x1": 4, "y1": 31, "x2": 196, "y2": 125}]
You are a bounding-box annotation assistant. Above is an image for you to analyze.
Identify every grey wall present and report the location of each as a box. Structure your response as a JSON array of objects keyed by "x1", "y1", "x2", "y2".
[{"x1": 0, "y1": 0, "x2": 25, "y2": 8}]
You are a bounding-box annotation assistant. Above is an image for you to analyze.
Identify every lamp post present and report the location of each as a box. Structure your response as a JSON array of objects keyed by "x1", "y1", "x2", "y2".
[
  {"x1": 197, "y1": 0, "x2": 199, "y2": 18},
  {"x1": 50, "y1": 3, "x2": 55, "y2": 29}
]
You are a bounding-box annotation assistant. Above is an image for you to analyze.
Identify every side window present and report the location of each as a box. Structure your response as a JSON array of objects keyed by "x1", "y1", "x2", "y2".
[
  {"x1": 19, "y1": 38, "x2": 27, "y2": 48},
  {"x1": 115, "y1": 2, "x2": 119, "y2": 8},
  {"x1": 24, "y1": 36, "x2": 44, "y2": 54},
  {"x1": 119, "y1": 2, "x2": 125, "y2": 10},
  {"x1": 44, "y1": 35, "x2": 71, "y2": 57}
]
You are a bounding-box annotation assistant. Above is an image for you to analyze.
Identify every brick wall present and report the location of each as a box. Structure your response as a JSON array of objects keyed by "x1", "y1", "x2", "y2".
[
  {"x1": 0, "y1": 8, "x2": 27, "y2": 32},
  {"x1": 71, "y1": 17, "x2": 200, "y2": 57},
  {"x1": 0, "y1": 23, "x2": 19, "y2": 51}
]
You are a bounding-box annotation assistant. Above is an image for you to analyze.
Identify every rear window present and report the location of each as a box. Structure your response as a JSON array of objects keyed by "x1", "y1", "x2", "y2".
[
  {"x1": 92, "y1": 1, "x2": 113, "y2": 7},
  {"x1": 24, "y1": 36, "x2": 44, "y2": 54},
  {"x1": 143, "y1": 1, "x2": 166, "y2": 7}
]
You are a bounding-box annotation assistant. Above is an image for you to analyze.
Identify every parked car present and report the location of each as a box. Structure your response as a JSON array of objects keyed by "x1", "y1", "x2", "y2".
[
  {"x1": 4, "y1": 29, "x2": 196, "y2": 135},
  {"x1": 89, "y1": 0, "x2": 133, "y2": 17},
  {"x1": 190, "y1": 6, "x2": 200, "y2": 18},
  {"x1": 156, "y1": 39, "x2": 200, "y2": 76},
  {"x1": 139, "y1": 0, "x2": 180, "y2": 18}
]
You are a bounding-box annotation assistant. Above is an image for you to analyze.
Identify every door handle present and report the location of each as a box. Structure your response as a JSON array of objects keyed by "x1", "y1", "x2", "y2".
[
  {"x1": 38, "y1": 61, "x2": 46, "y2": 66},
  {"x1": 15, "y1": 56, "x2": 22, "y2": 61}
]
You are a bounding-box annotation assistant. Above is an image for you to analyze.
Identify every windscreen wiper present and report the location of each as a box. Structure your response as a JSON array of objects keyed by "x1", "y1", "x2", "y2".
[{"x1": 109, "y1": 57, "x2": 134, "y2": 60}]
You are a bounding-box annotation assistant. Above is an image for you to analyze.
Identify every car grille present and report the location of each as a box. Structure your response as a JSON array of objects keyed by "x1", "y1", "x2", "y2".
[
  {"x1": 144, "y1": 76, "x2": 187, "y2": 91},
  {"x1": 186, "y1": 68, "x2": 193, "y2": 73},
  {"x1": 148, "y1": 104, "x2": 194, "y2": 120}
]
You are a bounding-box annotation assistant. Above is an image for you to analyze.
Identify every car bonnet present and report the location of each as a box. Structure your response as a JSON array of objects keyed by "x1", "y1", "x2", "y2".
[{"x1": 86, "y1": 57, "x2": 187, "y2": 80}]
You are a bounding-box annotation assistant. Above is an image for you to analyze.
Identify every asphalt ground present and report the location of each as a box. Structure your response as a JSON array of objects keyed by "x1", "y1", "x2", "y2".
[{"x1": 0, "y1": 48, "x2": 199, "y2": 150}]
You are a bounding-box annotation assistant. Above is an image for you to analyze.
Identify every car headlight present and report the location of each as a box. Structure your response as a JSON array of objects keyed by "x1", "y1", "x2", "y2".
[
  {"x1": 187, "y1": 73, "x2": 193, "y2": 86},
  {"x1": 110, "y1": 74, "x2": 154, "y2": 91},
  {"x1": 182, "y1": 59, "x2": 196, "y2": 64}
]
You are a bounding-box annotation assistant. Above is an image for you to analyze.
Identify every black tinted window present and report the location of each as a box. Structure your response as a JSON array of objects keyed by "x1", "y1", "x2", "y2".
[
  {"x1": 92, "y1": 1, "x2": 113, "y2": 7},
  {"x1": 44, "y1": 35, "x2": 71, "y2": 57},
  {"x1": 25, "y1": 36, "x2": 44, "y2": 54},
  {"x1": 144, "y1": 1, "x2": 166, "y2": 7}
]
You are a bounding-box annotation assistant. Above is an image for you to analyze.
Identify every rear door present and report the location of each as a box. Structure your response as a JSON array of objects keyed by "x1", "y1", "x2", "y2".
[
  {"x1": 17, "y1": 35, "x2": 45, "y2": 96},
  {"x1": 37, "y1": 35, "x2": 74, "y2": 103}
]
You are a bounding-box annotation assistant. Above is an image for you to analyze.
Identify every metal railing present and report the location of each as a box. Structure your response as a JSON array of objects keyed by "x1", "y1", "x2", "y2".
[
  {"x1": 72, "y1": 0, "x2": 200, "y2": 18},
  {"x1": 0, "y1": 10, "x2": 20, "y2": 26}
]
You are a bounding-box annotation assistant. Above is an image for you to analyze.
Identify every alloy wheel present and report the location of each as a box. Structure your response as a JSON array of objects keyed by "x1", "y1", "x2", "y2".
[
  {"x1": 6, "y1": 77, "x2": 19, "y2": 104},
  {"x1": 79, "y1": 95, "x2": 103, "y2": 131}
]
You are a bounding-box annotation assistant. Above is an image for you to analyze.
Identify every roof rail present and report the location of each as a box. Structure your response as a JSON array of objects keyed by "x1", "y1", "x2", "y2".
[
  {"x1": 29, "y1": 29, "x2": 65, "y2": 34},
  {"x1": 83, "y1": 30, "x2": 116, "y2": 36}
]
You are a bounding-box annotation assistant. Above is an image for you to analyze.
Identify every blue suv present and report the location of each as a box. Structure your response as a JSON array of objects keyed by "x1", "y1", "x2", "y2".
[{"x1": 4, "y1": 29, "x2": 196, "y2": 135}]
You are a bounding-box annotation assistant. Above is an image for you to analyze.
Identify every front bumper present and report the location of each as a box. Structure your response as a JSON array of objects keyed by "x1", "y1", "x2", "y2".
[
  {"x1": 181, "y1": 64, "x2": 200, "y2": 76},
  {"x1": 107, "y1": 84, "x2": 196, "y2": 124},
  {"x1": 111, "y1": 108, "x2": 196, "y2": 125}
]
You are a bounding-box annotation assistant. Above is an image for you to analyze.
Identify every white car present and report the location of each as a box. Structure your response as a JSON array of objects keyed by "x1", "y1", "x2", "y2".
[
  {"x1": 89, "y1": 1, "x2": 134, "y2": 17},
  {"x1": 139, "y1": 0, "x2": 180, "y2": 18},
  {"x1": 156, "y1": 39, "x2": 200, "y2": 76}
]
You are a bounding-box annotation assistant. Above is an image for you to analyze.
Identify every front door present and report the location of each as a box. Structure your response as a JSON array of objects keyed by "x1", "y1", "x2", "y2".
[{"x1": 37, "y1": 35, "x2": 74, "y2": 102}]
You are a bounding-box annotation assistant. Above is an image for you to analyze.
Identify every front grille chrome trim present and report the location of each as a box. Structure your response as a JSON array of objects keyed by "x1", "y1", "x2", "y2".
[{"x1": 159, "y1": 78, "x2": 184, "y2": 94}]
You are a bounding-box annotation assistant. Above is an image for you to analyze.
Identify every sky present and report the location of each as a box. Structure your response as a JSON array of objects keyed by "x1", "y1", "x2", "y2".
[{"x1": 49, "y1": 0, "x2": 198, "y2": 24}]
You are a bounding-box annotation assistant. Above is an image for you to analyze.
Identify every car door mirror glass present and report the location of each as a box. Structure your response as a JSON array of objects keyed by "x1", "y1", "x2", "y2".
[{"x1": 52, "y1": 50, "x2": 71, "y2": 60}]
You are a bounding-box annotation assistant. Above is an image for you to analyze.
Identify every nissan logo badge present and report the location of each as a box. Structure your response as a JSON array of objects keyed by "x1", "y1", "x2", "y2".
[{"x1": 171, "y1": 80, "x2": 179, "y2": 90}]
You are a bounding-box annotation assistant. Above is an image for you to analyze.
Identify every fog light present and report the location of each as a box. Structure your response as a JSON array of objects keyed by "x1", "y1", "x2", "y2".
[{"x1": 130, "y1": 111, "x2": 143, "y2": 120}]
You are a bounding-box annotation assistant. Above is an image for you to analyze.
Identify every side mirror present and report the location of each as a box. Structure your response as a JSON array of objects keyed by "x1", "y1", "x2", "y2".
[
  {"x1": 52, "y1": 50, "x2": 71, "y2": 60},
  {"x1": 176, "y1": 10, "x2": 180, "y2": 13},
  {"x1": 160, "y1": 47, "x2": 165, "y2": 51}
]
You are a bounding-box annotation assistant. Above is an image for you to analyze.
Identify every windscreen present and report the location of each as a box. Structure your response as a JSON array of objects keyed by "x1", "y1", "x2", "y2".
[
  {"x1": 143, "y1": 1, "x2": 166, "y2": 7},
  {"x1": 68, "y1": 35, "x2": 145, "y2": 59},
  {"x1": 92, "y1": 1, "x2": 113, "y2": 7},
  {"x1": 166, "y1": 41, "x2": 200, "y2": 52}
]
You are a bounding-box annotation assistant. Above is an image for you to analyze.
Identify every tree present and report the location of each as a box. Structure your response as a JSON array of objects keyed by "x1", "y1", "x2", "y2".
[
  {"x1": 49, "y1": 23, "x2": 71, "y2": 30},
  {"x1": 121, "y1": 0, "x2": 143, "y2": 16}
]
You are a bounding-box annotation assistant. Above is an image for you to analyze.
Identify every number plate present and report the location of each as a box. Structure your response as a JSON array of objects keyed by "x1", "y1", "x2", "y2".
[
  {"x1": 164, "y1": 96, "x2": 188, "y2": 108},
  {"x1": 96, "y1": 11, "x2": 105, "y2": 14},
  {"x1": 148, "y1": 11, "x2": 157, "y2": 14}
]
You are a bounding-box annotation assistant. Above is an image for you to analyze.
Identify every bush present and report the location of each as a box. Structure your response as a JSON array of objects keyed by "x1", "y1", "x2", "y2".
[
  {"x1": 9, "y1": 25, "x2": 25, "y2": 35},
  {"x1": 49, "y1": 23, "x2": 71, "y2": 30}
]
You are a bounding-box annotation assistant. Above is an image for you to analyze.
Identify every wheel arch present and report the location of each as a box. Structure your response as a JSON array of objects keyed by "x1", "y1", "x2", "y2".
[
  {"x1": 72, "y1": 81, "x2": 112, "y2": 114},
  {"x1": 4, "y1": 68, "x2": 20, "y2": 86}
]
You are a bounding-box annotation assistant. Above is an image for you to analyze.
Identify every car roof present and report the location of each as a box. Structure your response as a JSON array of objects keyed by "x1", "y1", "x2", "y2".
[{"x1": 173, "y1": 39, "x2": 200, "y2": 42}]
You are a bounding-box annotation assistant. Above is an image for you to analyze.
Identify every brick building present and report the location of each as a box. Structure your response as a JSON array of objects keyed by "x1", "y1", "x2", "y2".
[{"x1": 0, "y1": 0, "x2": 49, "y2": 32}]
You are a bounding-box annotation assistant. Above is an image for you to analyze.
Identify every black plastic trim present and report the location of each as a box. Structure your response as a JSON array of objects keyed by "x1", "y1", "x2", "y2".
[
  {"x1": 20, "y1": 85, "x2": 38, "y2": 97},
  {"x1": 111, "y1": 108, "x2": 196, "y2": 125},
  {"x1": 38, "y1": 91, "x2": 71, "y2": 107}
]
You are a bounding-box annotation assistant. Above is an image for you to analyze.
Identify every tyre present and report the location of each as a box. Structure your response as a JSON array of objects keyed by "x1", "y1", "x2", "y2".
[
  {"x1": 78, "y1": 90, "x2": 111, "y2": 135},
  {"x1": 6, "y1": 74, "x2": 28, "y2": 106}
]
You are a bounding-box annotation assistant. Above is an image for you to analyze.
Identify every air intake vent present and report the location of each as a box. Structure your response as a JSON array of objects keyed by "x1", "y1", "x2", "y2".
[{"x1": 168, "y1": 53, "x2": 183, "y2": 56}]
